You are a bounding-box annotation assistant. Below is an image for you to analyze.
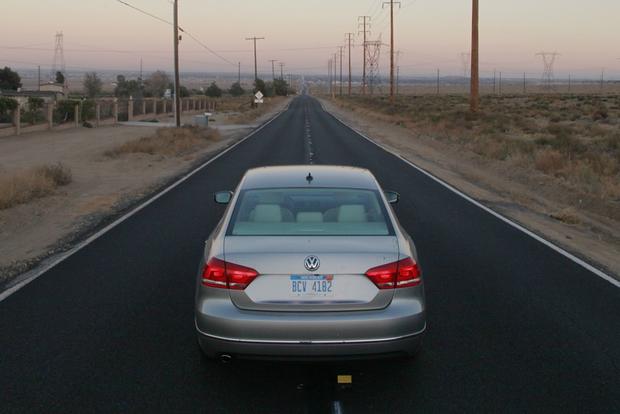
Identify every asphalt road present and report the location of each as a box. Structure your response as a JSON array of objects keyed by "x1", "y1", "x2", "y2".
[{"x1": 1, "y1": 95, "x2": 619, "y2": 413}]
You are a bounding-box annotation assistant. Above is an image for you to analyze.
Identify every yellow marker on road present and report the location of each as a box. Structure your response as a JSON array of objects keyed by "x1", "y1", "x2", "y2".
[{"x1": 337, "y1": 375, "x2": 352, "y2": 385}]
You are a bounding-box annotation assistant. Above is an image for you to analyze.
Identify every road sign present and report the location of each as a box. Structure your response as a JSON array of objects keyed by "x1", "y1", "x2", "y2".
[{"x1": 254, "y1": 91, "x2": 264, "y2": 104}]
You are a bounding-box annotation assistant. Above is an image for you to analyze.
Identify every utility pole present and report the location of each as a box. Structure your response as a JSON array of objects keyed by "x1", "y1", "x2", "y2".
[
  {"x1": 499, "y1": 71, "x2": 502, "y2": 95},
  {"x1": 334, "y1": 52, "x2": 338, "y2": 97},
  {"x1": 493, "y1": 69, "x2": 497, "y2": 94},
  {"x1": 339, "y1": 46, "x2": 344, "y2": 96},
  {"x1": 470, "y1": 0, "x2": 479, "y2": 112},
  {"x1": 436, "y1": 69, "x2": 440, "y2": 95},
  {"x1": 600, "y1": 69, "x2": 605, "y2": 93},
  {"x1": 395, "y1": 51, "x2": 402, "y2": 95},
  {"x1": 246, "y1": 36, "x2": 265, "y2": 84},
  {"x1": 238, "y1": 62, "x2": 241, "y2": 84},
  {"x1": 38, "y1": 66, "x2": 41, "y2": 91},
  {"x1": 358, "y1": 16, "x2": 371, "y2": 95},
  {"x1": 345, "y1": 33, "x2": 354, "y2": 95},
  {"x1": 328, "y1": 59, "x2": 332, "y2": 97},
  {"x1": 523, "y1": 72, "x2": 527, "y2": 94},
  {"x1": 331, "y1": 58, "x2": 336, "y2": 99},
  {"x1": 279, "y1": 62, "x2": 285, "y2": 80},
  {"x1": 173, "y1": 0, "x2": 181, "y2": 127},
  {"x1": 383, "y1": 1, "x2": 401, "y2": 102},
  {"x1": 269, "y1": 60, "x2": 277, "y2": 80}
]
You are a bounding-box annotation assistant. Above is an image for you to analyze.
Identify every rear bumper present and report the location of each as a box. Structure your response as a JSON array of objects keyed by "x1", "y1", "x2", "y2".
[
  {"x1": 197, "y1": 327, "x2": 424, "y2": 360},
  {"x1": 195, "y1": 293, "x2": 426, "y2": 360}
]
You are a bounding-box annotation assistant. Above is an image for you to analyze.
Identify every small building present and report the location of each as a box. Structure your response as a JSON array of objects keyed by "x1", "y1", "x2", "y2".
[{"x1": 39, "y1": 82, "x2": 67, "y2": 97}]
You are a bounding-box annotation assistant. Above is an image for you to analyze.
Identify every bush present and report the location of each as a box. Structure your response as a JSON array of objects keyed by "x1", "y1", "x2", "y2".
[
  {"x1": 54, "y1": 100, "x2": 79, "y2": 124},
  {"x1": 0, "y1": 97, "x2": 18, "y2": 122},
  {"x1": 81, "y1": 100, "x2": 96, "y2": 121},
  {"x1": 534, "y1": 149, "x2": 565, "y2": 174}
]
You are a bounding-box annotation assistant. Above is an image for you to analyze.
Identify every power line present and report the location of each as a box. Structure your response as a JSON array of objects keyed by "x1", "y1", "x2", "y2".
[
  {"x1": 114, "y1": 0, "x2": 235, "y2": 66},
  {"x1": 181, "y1": 30, "x2": 236, "y2": 66},
  {"x1": 115, "y1": 0, "x2": 172, "y2": 25}
]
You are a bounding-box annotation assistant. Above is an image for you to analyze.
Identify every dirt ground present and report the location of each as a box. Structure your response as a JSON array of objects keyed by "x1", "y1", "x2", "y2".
[
  {"x1": 320, "y1": 98, "x2": 620, "y2": 279},
  {"x1": 0, "y1": 97, "x2": 291, "y2": 286}
]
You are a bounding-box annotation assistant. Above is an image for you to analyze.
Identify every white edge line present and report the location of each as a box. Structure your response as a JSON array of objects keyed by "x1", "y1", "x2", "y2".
[
  {"x1": 0, "y1": 109, "x2": 287, "y2": 302},
  {"x1": 320, "y1": 100, "x2": 620, "y2": 289}
]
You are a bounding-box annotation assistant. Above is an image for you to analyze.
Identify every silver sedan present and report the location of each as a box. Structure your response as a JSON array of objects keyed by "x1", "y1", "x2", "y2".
[{"x1": 195, "y1": 165, "x2": 426, "y2": 361}]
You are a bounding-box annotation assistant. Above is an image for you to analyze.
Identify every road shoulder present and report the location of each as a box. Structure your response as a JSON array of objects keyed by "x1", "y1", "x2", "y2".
[
  {"x1": 0, "y1": 97, "x2": 291, "y2": 293},
  {"x1": 320, "y1": 97, "x2": 620, "y2": 280}
]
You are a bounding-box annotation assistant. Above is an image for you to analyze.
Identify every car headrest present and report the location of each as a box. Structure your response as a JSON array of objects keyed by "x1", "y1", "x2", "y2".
[
  {"x1": 337, "y1": 204, "x2": 366, "y2": 222},
  {"x1": 252, "y1": 204, "x2": 282, "y2": 222},
  {"x1": 296, "y1": 212, "x2": 324, "y2": 223}
]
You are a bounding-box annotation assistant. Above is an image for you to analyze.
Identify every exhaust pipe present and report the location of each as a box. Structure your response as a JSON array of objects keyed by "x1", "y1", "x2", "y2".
[{"x1": 219, "y1": 354, "x2": 233, "y2": 363}]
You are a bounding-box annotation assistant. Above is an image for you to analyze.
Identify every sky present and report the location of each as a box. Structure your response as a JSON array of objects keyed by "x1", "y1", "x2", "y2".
[{"x1": 1, "y1": 0, "x2": 619, "y2": 78}]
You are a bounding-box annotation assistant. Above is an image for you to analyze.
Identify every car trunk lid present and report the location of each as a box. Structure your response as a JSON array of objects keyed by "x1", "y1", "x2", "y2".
[{"x1": 224, "y1": 236, "x2": 399, "y2": 311}]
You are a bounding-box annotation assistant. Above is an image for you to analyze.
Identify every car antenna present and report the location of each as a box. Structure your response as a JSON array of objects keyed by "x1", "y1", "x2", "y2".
[{"x1": 306, "y1": 172, "x2": 313, "y2": 183}]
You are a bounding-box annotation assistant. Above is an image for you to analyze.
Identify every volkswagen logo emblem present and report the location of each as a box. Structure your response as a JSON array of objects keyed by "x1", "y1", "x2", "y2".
[{"x1": 304, "y1": 256, "x2": 320, "y2": 272}]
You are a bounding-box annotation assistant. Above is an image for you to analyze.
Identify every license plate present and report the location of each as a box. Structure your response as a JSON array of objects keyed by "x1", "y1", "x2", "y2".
[{"x1": 290, "y1": 275, "x2": 334, "y2": 297}]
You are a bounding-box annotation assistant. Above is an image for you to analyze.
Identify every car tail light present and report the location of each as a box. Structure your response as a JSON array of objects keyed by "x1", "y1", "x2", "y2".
[
  {"x1": 201, "y1": 258, "x2": 258, "y2": 290},
  {"x1": 365, "y1": 258, "x2": 421, "y2": 289}
]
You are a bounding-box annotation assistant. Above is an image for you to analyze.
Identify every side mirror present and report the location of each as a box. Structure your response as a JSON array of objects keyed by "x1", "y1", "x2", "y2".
[
  {"x1": 384, "y1": 191, "x2": 400, "y2": 204},
  {"x1": 214, "y1": 191, "x2": 233, "y2": 205}
]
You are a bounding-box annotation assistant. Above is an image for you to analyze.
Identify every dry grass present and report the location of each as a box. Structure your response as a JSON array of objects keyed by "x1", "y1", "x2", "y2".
[
  {"x1": 336, "y1": 94, "x2": 620, "y2": 202},
  {"x1": 550, "y1": 207, "x2": 581, "y2": 225},
  {"x1": 105, "y1": 126, "x2": 220, "y2": 158},
  {"x1": 228, "y1": 97, "x2": 287, "y2": 124},
  {"x1": 535, "y1": 149, "x2": 566, "y2": 174},
  {"x1": 0, "y1": 163, "x2": 72, "y2": 210}
]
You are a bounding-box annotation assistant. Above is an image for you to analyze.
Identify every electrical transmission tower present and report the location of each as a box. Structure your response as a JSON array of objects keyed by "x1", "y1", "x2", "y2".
[
  {"x1": 460, "y1": 52, "x2": 471, "y2": 78},
  {"x1": 50, "y1": 31, "x2": 66, "y2": 82},
  {"x1": 358, "y1": 16, "x2": 371, "y2": 95},
  {"x1": 365, "y1": 38, "x2": 383, "y2": 95},
  {"x1": 536, "y1": 52, "x2": 560, "y2": 90}
]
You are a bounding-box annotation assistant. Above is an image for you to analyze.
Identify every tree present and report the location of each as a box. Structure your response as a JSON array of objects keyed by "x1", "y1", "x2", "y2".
[
  {"x1": 0, "y1": 67, "x2": 22, "y2": 90},
  {"x1": 55, "y1": 71, "x2": 65, "y2": 85},
  {"x1": 205, "y1": 82, "x2": 222, "y2": 98},
  {"x1": 144, "y1": 70, "x2": 170, "y2": 98},
  {"x1": 263, "y1": 81, "x2": 275, "y2": 97},
  {"x1": 83, "y1": 72, "x2": 103, "y2": 98},
  {"x1": 179, "y1": 85, "x2": 190, "y2": 98},
  {"x1": 114, "y1": 74, "x2": 143, "y2": 98},
  {"x1": 254, "y1": 78, "x2": 266, "y2": 95},
  {"x1": 229, "y1": 82, "x2": 245, "y2": 97}
]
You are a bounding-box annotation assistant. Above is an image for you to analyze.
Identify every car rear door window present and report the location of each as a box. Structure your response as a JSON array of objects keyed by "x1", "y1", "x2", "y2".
[{"x1": 228, "y1": 188, "x2": 393, "y2": 236}]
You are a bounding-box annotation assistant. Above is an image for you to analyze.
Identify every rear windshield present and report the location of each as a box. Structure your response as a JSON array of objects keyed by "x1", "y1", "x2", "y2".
[{"x1": 228, "y1": 188, "x2": 393, "y2": 236}]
